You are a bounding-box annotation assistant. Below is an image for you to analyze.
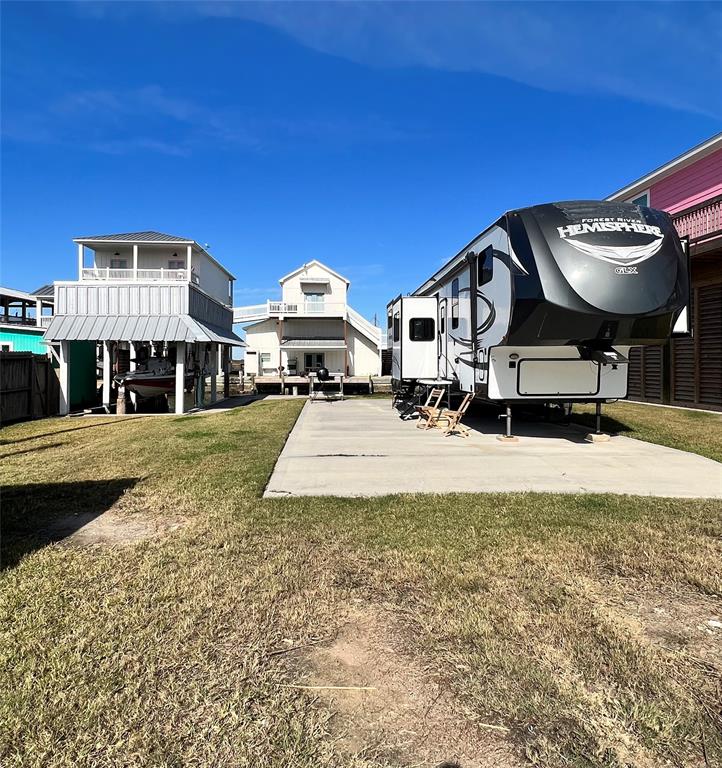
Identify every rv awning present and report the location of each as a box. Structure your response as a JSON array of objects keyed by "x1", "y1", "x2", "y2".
[
  {"x1": 280, "y1": 339, "x2": 346, "y2": 349},
  {"x1": 43, "y1": 314, "x2": 245, "y2": 346}
]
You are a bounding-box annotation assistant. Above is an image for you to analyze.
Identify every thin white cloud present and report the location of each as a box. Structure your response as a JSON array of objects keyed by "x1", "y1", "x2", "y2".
[{"x1": 187, "y1": 1, "x2": 722, "y2": 119}]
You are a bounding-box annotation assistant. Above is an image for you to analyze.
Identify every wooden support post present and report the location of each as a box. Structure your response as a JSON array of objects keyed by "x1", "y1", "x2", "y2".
[
  {"x1": 58, "y1": 341, "x2": 70, "y2": 415},
  {"x1": 210, "y1": 342, "x2": 218, "y2": 403},
  {"x1": 223, "y1": 346, "x2": 230, "y2": 398},
  {"x1": 133, "y1": 244, "x2": 139, "y2": 280},
  {"x1": 102, "y1": 340, "x2": 112, "y2": 411},
  {"x1": 128, "y1": 342, "x2": 138, "y2": 409},
  {"x1": 77, "y1": 243, "x2": 84, "y2": 279},
  {"x1": 175, "y1": 341, "x2": 186, "y2": 415}
]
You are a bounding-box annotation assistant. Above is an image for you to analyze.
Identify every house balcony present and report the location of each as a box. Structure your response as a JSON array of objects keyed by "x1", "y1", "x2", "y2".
[
  {"x1": 0, "y1": 314, "x2": 52, "y2": 329},
  {"x1": 234, "y1": 300, "x2": 348, "y2": 323},
  {"x1": 80, "y1": 267, "x2": 200, "y2": 284},
  {"x1": 673, "y1": 195, "x2": 722, "y2": 248}
]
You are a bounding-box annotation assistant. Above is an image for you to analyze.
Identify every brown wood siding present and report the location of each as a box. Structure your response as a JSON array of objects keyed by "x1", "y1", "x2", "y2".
[
  {"x1": 627, "y1": 348, "x2": 642, "y2": 398},
  {"x1": 697, "y1": 282, "x2": 722, "y2": 407},
  {"x1": 671, "y1": 337, "x2": 695, "y2": 403},
  {"x1": 626, "y1": 346, "x2": 663, "y2": 402}
]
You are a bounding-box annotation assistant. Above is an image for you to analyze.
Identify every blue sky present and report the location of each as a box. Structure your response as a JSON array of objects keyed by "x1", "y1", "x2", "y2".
[{"x1": 2, "y1": 1, "x2": 720, "y2": 325}]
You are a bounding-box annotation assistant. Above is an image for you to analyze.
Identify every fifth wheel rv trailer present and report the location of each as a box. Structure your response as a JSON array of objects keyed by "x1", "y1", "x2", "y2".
[{"x1": 388, "y1": 200, "x2": 690, "y2": 434}]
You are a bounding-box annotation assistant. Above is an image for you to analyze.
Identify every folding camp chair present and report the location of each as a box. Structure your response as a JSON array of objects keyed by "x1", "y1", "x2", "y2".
[
  {"x1": 435, "y1": 393, "x2": 475, "y2": 437},
  {"x1": 415, "y1": 387, "x2": 446, "y2": 429}
]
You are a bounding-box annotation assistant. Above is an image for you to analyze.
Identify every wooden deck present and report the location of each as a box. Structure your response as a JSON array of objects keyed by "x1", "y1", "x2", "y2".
[{"x1": 246, "y1": 375, "x2": 388, "y2": 395}]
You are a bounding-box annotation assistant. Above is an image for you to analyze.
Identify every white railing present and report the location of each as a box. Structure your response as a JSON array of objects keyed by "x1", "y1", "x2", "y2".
[
  {"x1": 347, "y1": 305, "x2": 381, "y2": 342},
  {"x1": 81, "y1": 267, "x2": 191, "y2": 282},
  {"x1": 268, "y1": 300, "x2": 347, "y2": 316},
  {"x1": 233, "y1": 303, "x2": 268, "y2": 322},
  {"x1": 0, "y1": 314, "x2": 54, "y2": 328}
]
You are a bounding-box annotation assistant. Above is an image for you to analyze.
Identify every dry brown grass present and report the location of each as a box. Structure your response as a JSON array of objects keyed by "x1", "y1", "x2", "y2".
[{"x1": 1, "y1": 401, "x2": 721, "y2": 767}]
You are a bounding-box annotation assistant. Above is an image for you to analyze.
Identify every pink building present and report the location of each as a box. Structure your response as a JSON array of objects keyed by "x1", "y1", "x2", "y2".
[{"x1": 607, "y1": 133, "x2": 722, "y2": 411}]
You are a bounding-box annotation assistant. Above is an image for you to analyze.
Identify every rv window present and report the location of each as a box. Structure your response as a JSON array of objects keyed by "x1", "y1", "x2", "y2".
[
  {"x1": 478, "y1": 245, "x2": 494, "y2": 286},
  {"x1": 451, "y1": 278, "x2": 459, "y2": 329},
  {"x1": 409, "y1": 317, "x2": 435, "y2": 341},
  {"x1": 393, "y1": 312, "x2": 400, "y2": 342}
]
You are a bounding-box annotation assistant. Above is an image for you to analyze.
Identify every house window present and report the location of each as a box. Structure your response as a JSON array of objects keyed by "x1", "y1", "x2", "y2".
[
  {"x1": 478, "y1": 245, "x2": 494, "y2": 286},
  {"x1": 287, "y1": 357, "x2": 298, "y2": 374},
  {"x1": 110, "y1": 258, "x2": 128, "y2": 270},
  {"x1": 1, "y1": 342, "x2": 13, "y2": 352},
  {"x1": 440, "y1": 304, "x2": 445, "y2": 334},
  {"x1": 409, "y1": 317, "x2": 435, "y2": 341},
  {"x1": 393, "y1": 311, "x2": 400, "y2": 342},
  {"x1": 630, "y1": 191, "x2": 649, "y2": 207},
  {"x1": 304, "y1": 353, "x2": 325, "y2": 370},
  {"x1": 387, "y1": 312, "x2": 393, "y2": 330},
  {"x1": 168, "y1": 260, "x2": 184, "y2": 270},
  {"x1": 260, "y1": 352, "x2": 272, "y2": 372},
  {"x1": 451, "y1": 278, "x2": 459, "y2": 329},
  {"x1": 304, "y1": 292, "x2": 324, "y2": 312}
]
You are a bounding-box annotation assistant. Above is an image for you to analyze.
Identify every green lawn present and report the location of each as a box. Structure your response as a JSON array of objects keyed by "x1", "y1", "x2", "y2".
[
  {"x1": 573, "y1": 400, "x2": 722, "y2": 463},
  {"x1": 1, "y1": 401, "x2": 721, "y2": 768}
]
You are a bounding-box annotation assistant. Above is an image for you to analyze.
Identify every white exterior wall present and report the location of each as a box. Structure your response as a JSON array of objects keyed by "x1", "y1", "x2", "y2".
[
  {"x1": 244, "y1": 319, "x2": 280, "y2": 375},
  {"x1": 94, "y1": 245, "x2": 187, "y2": 271},
  {"x1": 281, "y1": 262, "x2": 348, "y2": 307},
  {"x1": 347, "y1": 324, "x2": 380, "y2": 376},
  {"x1": 196, "y1": 253, "x2": 232, "y2": 306}
]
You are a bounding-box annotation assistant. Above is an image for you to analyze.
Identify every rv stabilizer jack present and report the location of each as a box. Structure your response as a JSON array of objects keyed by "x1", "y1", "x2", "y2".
[{"x1": 497, "y1": 406, "x2": 519, "y2": 443}]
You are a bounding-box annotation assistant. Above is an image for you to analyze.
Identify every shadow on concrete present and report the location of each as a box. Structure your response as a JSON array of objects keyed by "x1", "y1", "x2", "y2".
[
  {"x1": 570, "y1": 411, "x2": 634, "y2": 437},
  {"x1": 1, "y1": 478, "x2": 138, "y2": 570},
  {"x1": 395, "y1": 397, "x2": 591, "y2": 443}
]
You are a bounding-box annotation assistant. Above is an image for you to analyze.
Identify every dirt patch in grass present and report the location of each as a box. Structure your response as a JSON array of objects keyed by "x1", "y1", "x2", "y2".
[
  {"x1": 46, "y1": 509, "x2": 185, "y2": 548},
  {"x1": 296, "y1": 602, "x2": 522, "y2": 768},
  {"x1": 600, "y1": 580, "x2": 722, "y2": 667}
]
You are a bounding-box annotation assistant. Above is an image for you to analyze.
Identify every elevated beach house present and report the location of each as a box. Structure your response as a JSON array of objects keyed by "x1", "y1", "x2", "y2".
[
  {"x1": 234, "y1": 260, "x2": 381, "y2": 385},
  {"x1": 43, "y1": 231, "x2": 243, "y2": 414},
  {"x1": 607, "y1": 132, "x2": 722, "y2": 410},
  {"x1": 1, "y1": 285, "x2": 55, "y2": 353}
]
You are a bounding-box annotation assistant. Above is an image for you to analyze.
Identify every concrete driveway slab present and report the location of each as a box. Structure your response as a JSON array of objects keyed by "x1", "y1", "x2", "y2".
[{"x1": 264, "y1": 399, "x2": 722, "y2": 498}]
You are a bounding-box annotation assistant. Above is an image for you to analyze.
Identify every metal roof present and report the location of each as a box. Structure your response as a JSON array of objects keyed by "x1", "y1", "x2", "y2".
[
  {"x1": 279, "y1": 339, "x2": 347, "y2": 349},
  {"x1": 1, "y1": 286, "x2": 36, "y2": 302},
  {"x1": 43, "y1": 314, "x2": 245, "y2": 346},
  {"x1": 74, "y1": 231, "x2": 193, "y2": 243},
  {"x1": 32, "y1": 284, "x2": 55, "y2": 298}
]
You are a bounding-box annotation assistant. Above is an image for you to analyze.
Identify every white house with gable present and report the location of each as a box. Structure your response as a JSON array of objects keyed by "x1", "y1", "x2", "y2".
[{"x1": 235, "y1": 260, "x2": 381, "y2": 378}]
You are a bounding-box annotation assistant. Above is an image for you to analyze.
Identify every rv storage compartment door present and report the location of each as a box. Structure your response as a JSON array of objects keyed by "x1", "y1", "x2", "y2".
[{"x1": 517, "y1": 359, "x2": 599, "y2": 396}]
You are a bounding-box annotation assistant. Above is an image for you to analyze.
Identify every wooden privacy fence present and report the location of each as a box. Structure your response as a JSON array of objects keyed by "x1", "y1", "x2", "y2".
[{"x1": 0, "y1": 352, "x2": 59, "y2": 424}]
